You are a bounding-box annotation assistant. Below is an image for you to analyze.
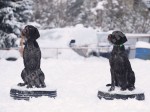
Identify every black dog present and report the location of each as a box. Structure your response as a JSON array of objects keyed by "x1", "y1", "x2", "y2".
[
  {"x1": 18, "y1": 25, "x2": 46, "y2": 88},
  {"x1": 107, "y1": 31, "x2": 135, "y2": 91}
]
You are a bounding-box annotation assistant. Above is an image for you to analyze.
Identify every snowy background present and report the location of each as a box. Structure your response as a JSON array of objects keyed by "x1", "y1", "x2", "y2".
[
  {"x1": 0, "y1": 0, "x2": 150, "y2": 49},
  {"x1": 0, "y1": 53, "x2": 150, "y2": 112},
  {"x1": 0, "y1": 0, "x2": 150, "y2": 112},
  {"x1": 0, "y1": 26, "x2": 150, "y2": 112}
]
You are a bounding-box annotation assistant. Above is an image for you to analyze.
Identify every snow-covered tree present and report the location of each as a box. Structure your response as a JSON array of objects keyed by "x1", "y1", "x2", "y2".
[
  {"x1": 32, "y1": 0, "x2": 150, "y2": 33},
  {"x1": 0, "y1": 0, "x2": 33, "y2": 48},
  {"x1": 101, "y1": 0, "x2": 150, "y2": 33},
  {"x1": 33, "y1": 0, "x2": 68, "y2": 28}
]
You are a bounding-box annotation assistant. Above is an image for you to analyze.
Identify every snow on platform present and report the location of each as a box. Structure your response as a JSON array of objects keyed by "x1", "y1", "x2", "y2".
[
  {"x1": 98, "y1": 87, "x2": 145, "y2": 100},
  {"x1": 10, "y1": 85, "x2": 57, "y2": 100},
  {"x1": 10, "y1": 85, "x2": 56, "y2": 91}
]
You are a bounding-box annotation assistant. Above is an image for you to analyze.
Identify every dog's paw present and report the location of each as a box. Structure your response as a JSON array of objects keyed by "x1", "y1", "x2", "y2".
[
  {"x1": 128, "y1": 86, "x2": 135, "y2": 91},
  {"x1": 109, "y1": 86, "x2": 115, "y2": 91},
  {"x1": 17, "y1": 83, "x2": 26, "y2": 87},
  {"x1": 41, "y1": 84, "x2": 46, "y2": 88},
  {"x1": 120, "y1": 87, "x2": 127, "y2": 91},
  {"x1": 27, "y1": 85, "x2": 33, "y2": 88},
  {"x1": 35, "y1": 85, "x2": 40, "y2": 88}
]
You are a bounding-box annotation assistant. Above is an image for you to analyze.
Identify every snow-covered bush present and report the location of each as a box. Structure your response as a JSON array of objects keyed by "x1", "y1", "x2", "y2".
[
  {"x1": 33, "y1": 0, "x2": 150, "y2": 33},
  {"x1": 0, "y1": 0, "x2": 33, "y2": 48}
]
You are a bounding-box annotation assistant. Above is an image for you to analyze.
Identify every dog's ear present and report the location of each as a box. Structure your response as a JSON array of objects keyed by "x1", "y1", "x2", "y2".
[
  {"x1": 29, "y1": 25, "x2": 40, "y2": 40},
  {"x1": 32, "y1": 26, "x2": 40, "y2": 40}
]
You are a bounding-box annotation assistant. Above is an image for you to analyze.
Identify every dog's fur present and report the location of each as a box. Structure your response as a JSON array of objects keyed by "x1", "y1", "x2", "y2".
[
  {"x1": 107, "y1": 31, "x2": 135, "y2": 91},
  {"x1": 18, "y1": 25, "x2": 46, "y2": 88}
]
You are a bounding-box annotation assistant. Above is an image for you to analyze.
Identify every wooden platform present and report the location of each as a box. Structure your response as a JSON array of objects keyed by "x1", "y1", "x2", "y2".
[
  {"x1": 97, "y1": 87, "x2": 145, "y2": 101},
  {"x1": 10, "y1": 86, "x2": 57, "y2": 100}
]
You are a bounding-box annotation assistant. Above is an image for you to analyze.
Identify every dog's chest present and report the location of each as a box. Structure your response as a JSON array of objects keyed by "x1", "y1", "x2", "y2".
[
  {"x1": 110, "y1": 47, "x2": 125, "y2": 64},
  {"x1": 23, "y1": 42, "x2": 40, "y2": 58}
]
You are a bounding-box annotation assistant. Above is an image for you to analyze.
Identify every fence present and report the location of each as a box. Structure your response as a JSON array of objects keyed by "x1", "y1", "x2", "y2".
[
  {"x1": 0, "y1": 46, "x2": 135, "y2": 60},
  {"x1": 0, "y1": 34, "x2": 150, "y2": 60}
]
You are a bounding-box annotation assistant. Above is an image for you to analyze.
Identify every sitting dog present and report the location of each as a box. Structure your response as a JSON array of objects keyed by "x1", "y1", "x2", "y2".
[
  {"x1": 18, "y1": 25, "x2": 46, "y2": 88},
  {"x1": 107, "y1": 31, "x2": 135, "y2": 91}
]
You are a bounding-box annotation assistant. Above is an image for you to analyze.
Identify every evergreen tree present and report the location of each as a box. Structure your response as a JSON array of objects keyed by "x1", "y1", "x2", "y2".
[
  {"x1": 101, "y1": 0, "x2": 150, "y2": 33},
  {"x1": 32, "y1": 0, "x2": 150, "y2": 33},
  {"x1": 0, "y1": 0, "x2": 33, "y2": 48}
]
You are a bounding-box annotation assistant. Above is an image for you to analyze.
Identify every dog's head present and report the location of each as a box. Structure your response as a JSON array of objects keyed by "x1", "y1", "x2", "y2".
[
  {"x1": 108, "y1": 31, "x2": 127, "y2": 45},
  {"x1": 21, "y1": 25, "x2": 40, "y2": 41}
]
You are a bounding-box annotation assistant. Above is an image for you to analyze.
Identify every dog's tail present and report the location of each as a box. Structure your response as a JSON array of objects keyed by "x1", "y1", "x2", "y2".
[{"x1": 106, "y1": 84, "x2": 111, "y2": 87}]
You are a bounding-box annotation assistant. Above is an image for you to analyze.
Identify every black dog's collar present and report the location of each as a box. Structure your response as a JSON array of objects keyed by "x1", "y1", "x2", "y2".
[{"x1": 114, "y1": 44, "x2": 124, "y2": 47}]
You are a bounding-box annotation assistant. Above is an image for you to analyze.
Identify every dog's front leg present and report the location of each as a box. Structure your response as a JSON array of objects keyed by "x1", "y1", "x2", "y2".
[
  {"x1": 18, "y1": 69, "x2": 27, "y2": 87},
  {"x1": 109, "y1": 68, "x2": 115, "y2": 91}
]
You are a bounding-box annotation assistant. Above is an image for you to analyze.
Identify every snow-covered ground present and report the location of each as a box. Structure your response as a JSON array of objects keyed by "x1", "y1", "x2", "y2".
[
  {"x1": 136, "y1": 41, "x2": 150, "y2": 49},
  {"x1": 0, "y1": 56, "x2": 150, "y2": 112},
  {"x1": 0, "y1": 26, "x2": 150, "y2": 112},
  {"x1": 38, "y1": 24, "x2": 97, "y2": 48}
]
